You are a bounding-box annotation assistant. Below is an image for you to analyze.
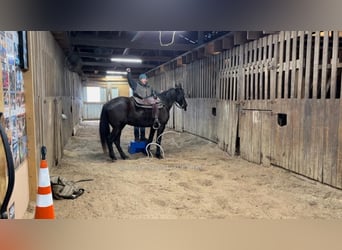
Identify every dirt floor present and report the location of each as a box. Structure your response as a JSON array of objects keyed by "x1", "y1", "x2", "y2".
[{"x1": 25, "y1": 120, "x2": 342, "y2": 219}]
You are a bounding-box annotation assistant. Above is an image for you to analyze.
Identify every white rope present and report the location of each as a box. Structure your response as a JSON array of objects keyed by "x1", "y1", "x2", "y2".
[
  {"x1": 156, "y1": 130, "x2": 181, "y2": 142},
  {"x1": 159, "y1": 31, "x2": 176, "y2": 46},
  {"x1": 145, "y1": 142, "x2": 165, "y2": 158},
  {"x1": 145, "y1": 131, "x2": 181, "y2": 158}
]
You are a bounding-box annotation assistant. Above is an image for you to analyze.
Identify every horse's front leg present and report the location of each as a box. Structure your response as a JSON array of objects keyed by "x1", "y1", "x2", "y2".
[
  {"x1": 155, "y1": 124, "x2": 166, "y2": 159},
  {"x1": 147, "y1": 126, "x2": 156, "y2": 144},
  {"x1": 143, "y1": 127, "x2": 155, "y2": 156}
]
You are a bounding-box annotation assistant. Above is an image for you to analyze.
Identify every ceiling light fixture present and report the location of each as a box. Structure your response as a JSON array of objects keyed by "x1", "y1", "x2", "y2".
[
  {"x1": 105, "y1": 75, "x2": 125, "y2": 81},
  {"x1": 110, "y1": 58, "x2": 142, "y2": 63},
  {"x1": 106, "y1": 70, "x2": 128, "y2": 75}
]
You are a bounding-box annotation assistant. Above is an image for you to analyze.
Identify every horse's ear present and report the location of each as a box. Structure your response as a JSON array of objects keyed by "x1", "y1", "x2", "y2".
[
  {"x1": 175, "y1": 82, "x2": 182, "y2": 88},
  {"x1": 175, "y1": 83, "x2": 179, "y2": 88}
]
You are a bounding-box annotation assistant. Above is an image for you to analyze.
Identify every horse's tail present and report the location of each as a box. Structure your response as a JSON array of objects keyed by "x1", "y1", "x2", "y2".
[{"x1": 99, "y1": 105, "x2": 109, "y2": 154}]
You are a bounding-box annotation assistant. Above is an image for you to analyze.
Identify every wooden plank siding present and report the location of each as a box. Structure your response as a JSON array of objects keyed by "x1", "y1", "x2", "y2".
[
  {"x1": 28, "y1": 31, "x2": 82, "y2": 168},
  {"x1": 240, "y1": 110, "x2": 262, "y2": 164},
  {"x1": 149, "y1": 31, "x2": 342, "y2": 189}
]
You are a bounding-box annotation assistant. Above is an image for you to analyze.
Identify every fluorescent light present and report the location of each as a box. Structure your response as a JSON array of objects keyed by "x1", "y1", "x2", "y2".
[
  {"x1": 105, "y1": 75, "x2": 125, "y2": 80},
  {"x1": 110, "y1": 58, "x2": 142, "y2": 63},
  {"x1": 106, "y1": 70, "x2": 128, "y2": 75}
]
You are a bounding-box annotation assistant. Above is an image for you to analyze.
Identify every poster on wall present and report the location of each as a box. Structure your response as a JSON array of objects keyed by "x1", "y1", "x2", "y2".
[
  {"x1": 19, "y1": 135, "x2": 27, "y2": 164},
  {"x1": 0, "y1": 31, "x2": 6, "y2": 60},
  {"x1": 1, "y1": 31, "x2": 27, "y2": 169},
  {"x1": 4, "y1": 117, "x2": 12, "y2": 145}
]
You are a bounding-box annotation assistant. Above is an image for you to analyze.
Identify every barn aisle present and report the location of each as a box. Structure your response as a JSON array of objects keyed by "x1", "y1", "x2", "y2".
[{"x1": 26, "y1": 120, "x2": 342, "y2": 219}]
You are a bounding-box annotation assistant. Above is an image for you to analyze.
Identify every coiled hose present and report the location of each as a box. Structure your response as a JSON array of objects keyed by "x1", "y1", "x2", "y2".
[{"x1": 0, "y1": 115, "x2": 15, "y2": 219}]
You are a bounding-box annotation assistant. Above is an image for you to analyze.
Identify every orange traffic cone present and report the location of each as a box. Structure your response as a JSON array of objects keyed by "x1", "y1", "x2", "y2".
[{"x1": 34, "y1": 146, "x2": 55, "y2": 219}]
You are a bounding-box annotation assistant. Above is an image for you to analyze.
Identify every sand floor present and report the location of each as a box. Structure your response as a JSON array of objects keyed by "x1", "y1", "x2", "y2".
[{"x1": 25, "y1": 120, "x2": 342, "y2": 219}]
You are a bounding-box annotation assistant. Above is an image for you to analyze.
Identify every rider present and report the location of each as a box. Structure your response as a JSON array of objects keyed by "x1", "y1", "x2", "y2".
[{"x1": 126, "y1": 68, "x2": 159, "y2": 141}]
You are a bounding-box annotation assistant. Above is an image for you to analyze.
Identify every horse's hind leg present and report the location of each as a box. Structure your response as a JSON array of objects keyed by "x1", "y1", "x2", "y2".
[
  {"x1": 113, "y1": 126, "x2": 129, "y2": 160},
  {"x1": 106, "y1": 130, "x2": 117, "y2": 161}
]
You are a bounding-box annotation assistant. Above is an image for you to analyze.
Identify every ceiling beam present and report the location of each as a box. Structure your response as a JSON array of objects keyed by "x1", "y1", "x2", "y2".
[
  {"x1": 222, "y1": 36, "x2": 234, "y2": 49},
  {"x1": 247, "y1": 31, "x2": 263, "y2": 40},
  {"x1": 51, "y1": 31, "x2": 72, "y2": 52},
  {"x1": 234, "y1": 31, "x2": 248, "y2": 46},
  {"x1": 70, "y1": 37, "x2": 196, "y2": 51}
]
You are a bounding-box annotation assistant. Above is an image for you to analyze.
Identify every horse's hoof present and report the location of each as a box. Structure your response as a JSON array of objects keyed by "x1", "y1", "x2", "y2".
[
  {"x1": 156, "y1": 154, "x2": 163, "y2": 159},
  {"x1": 121, "y1": 155, "x2": 129, "y2": 160}
]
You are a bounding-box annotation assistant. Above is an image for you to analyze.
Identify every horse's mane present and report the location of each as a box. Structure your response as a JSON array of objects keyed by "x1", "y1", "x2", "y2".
[
  {"x1": 157, "y1": 87, "x2": 175, "y2": 100},
  {"x1": 157, "y1": 84, "x2": 184, "y2": 105}
]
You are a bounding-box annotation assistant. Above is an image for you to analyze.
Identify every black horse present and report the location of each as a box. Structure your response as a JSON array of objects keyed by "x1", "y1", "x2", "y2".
[{"x1": 99, "y1": 83, "x2": 187, "y2": 161}]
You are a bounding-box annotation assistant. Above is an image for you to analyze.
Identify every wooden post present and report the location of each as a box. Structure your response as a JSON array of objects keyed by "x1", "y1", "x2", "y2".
[
  {"x1": 304, "y1": 31, "x2": 312, "y2": 99},
  {"x1": 23, "y1": 31, "x2": 38, "y2": 201},
  {"x1": 321, "y1": 31, "x2": 329, "y2": 100},
  {"x1": 312, "y1": 31, "x2": 320, "y2": 99},
  {"x1": 284, "y1": 31, "x2": 291, "y2": 99},
  {"x1": 298, "y1": 31, "x2": 305, "y2": 99},
  {"x1": 278, "y1": 31, "x2": 285, "y2": 99},
  {"x1": 0, "y1": 68, "x2": 6, "y2": 203},
  {"x1": 331, "y1": 30, "x2": 339, "y2": 99},
  {"x1": 290, "y1": 31, "x2": 297, "y2": 98}
]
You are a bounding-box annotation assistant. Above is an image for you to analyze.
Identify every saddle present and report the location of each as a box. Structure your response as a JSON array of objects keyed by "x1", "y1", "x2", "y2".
[
  {"x1": 132, "y1": 96, "x2": 163, "y2": 129},
  {"x1": 132, "y1": 96, "x2": 164, "y2": 109}
]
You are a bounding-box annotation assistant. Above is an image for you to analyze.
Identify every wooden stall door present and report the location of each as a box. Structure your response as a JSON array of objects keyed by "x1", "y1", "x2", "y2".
[
  {"x1": 239, "y1": 109, "x2": 271, "y2": 165},
  {"x1": 269, "y1": 101, "x2": 325, "y2": 183},
  {"x1": 240, "y1": 110, "x2": 261, "y2": 164}
]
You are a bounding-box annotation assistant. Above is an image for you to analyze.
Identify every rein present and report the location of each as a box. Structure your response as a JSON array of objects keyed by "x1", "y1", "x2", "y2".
[{"x1": 174, "y1": 102, "x2": 183, "y2": 109}]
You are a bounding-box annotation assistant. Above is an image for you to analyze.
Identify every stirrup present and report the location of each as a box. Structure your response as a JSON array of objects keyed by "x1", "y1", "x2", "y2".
[{"x1": 153, "y1": 119, "x2": 161, "y2": 129}]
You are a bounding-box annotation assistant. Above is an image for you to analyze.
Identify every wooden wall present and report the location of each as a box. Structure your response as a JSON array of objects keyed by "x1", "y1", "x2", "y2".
[
  {"x1": 149, "y1": 31, "x2": 342, "y2": 189},
  {"x1": 26, "y1": 31, "x2": 83, "y2": 171},
  {"x1": 239, "y1": 31, "x2": 342, "y2": 188},
  {"x1": 0, "y1": 31, "x2": 81, "y2": 217}
]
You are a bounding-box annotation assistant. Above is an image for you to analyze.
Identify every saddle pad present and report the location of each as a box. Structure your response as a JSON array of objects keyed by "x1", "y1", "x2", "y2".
[{"x1": 132, "y1": 96, "x2": 164, "y2": 109}]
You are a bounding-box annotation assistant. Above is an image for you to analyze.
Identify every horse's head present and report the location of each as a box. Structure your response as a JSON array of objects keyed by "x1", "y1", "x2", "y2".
[{"x1": 174, "y1": 83, "x2": 187, "y2": 111}]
